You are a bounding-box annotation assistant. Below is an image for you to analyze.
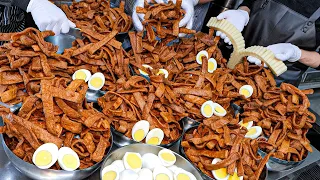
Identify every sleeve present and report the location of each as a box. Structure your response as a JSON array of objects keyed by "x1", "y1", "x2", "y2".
[
  {"x1": 0, "y1": 0, "x2": 30, "y2": 11},
  {"x1": 239, "y1": 0, "x2": 255, "y2": 10}
]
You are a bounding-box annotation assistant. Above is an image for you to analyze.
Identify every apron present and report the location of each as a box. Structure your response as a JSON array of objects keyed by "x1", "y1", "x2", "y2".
[
  {"x1": 243, "y1": 0, "x2": 320, "y2": 85},
  {"x1": 0, "y1": 5, "x2": 25, "y2": 45}
]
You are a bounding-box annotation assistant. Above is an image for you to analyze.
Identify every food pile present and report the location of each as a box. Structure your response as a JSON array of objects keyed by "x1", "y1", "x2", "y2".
[
  {"x1": 61, "y1": 0, "x2": 132, "y2": 33},
  {"x1": 102, "y1": 149, "x2": 197, "y2": 180},
  {"x1": 0, "y1": 28, "x2": 112, "y2": 170}
]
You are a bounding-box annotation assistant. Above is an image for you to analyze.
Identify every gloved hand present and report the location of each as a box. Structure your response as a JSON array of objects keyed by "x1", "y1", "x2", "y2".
[
  {"x1": 27, "y1": 0, "x2": 76, "y2": 35},
  {"x1": 132, "y1": 0, "x2": 198, "y2": 32},
  {"x1": 216, "y1": 9, "x2": 249, "y2": 45},
  {"x1": 248, "y1": 43, "x2": 302, "y2": 67}
]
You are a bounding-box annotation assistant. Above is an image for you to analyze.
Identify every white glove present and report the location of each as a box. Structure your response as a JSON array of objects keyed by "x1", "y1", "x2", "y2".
[
  {"x1": 216, "y1": 9, "x2": 249, "y2": 45},
  {"x1": 133, "y1": 0, "x2": 198, "y2": 32},
  {"x1": 248, "y1": 43, "x2": 302, "y2": 67},
  {"x1": 27, "y1": 0, "x2": 76, "y2": 35}
]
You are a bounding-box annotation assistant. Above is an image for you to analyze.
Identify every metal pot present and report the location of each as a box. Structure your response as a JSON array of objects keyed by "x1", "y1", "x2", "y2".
[
  {"x1": 0, "y1": 117, "x2": 114, "y2": 180},
  {"x1": 100, "y1": 143, "x2": 203, "y2": 179}
]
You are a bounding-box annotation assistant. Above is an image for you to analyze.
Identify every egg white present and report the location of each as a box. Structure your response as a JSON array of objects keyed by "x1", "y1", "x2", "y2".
[
  {"x1": 101, "y1": 165, "x2": 120, "y2": 180},
  {"x1": 120, "y1": 169, "x2": 139, "y2": 180},
  {"x1": 138, "y1": 168, "x2": 153, "y2": 180},
  {"x1": 111, "y1": 160, "x2": 125, "y2": 172},
  {"x1": 142, "y1": 153, "x2": 162, "y2": 171},
  {"x1": 239, "y1": 85, "x2": 253, "y2": 98},
  {"x1": 131, "y1": 120, "x2": 150, "y2": 142},
  {"x1": 212, "y1": 103, "x2": 227, "y2": 117},
  {"x1": 123, "y1": 152, "x2": 142, "y2": 172},
  {"x1": 173, "y1": 168, "x2": 197, "y2": 180},
  {"x1": 153, "y1": 166, "x2": 173, "y2": 180},
  {"x1": 72, "y1": 69, "x2": 91, "y2": 82},
  {"x1": 157, "y1": 69, "x2": 169, "y2": 78},
  {"x1": 208, "y1": 58, "x2": 218, "y2": 73},
  {"x1": 238, "y1": 120, "x2": 253, "y2": 130},
  {"x1": 88, "y1": 72, "x2": 105, "y2": 90},
  {"x1": 32, "y1": 143, "x2": 59, "y2": 169},
  {"x1": 145, "y1": 128, "x2": 164, "y2": 146},
  {"x1": 196, "y1": 50, "x2": 209, "y2": 65},
  {"x1": 142, "y1": 64, "x2": 153, "y2": 70},
  {"x1": 158, "y1": 149, "x2": 176, "y2": 167},
  {"x1": 245, "y1": 126, "x2": 262, "y2": 139},
  {"x1": 57, "y1": 147, "x2": 80, "y2": 171}
]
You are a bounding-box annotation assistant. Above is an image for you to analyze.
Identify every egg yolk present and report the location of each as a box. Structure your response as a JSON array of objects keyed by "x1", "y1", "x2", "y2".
[
  {"x1": 147, "y1": 137, "x2": 160, "y2": 145},
  {"x1": 103, "y1": 171, "x2": 117, "y2": 180},
  {"x1": 62, "y1": 154, "x2": 78, "y2": 169},
  {"x1": 203, "y1": 104, "x2": 213, "y2": 116},
  {"x1": 126, "y1": 154, "x2": 142, "y2": 169},
  {"x1": 215, "y1": 168, "x2": 228, "y2": 179},
  {"x1": 208, "y1": 61, "x2": 215, "y2": 71},
  {"x1": 156, "y1": 173, "x2": 170, "y2": 180},
  {"x1": 247, "y1": 128, "x2": 257, "y2": 136},
  {"x1": 90, "y1": 77, "x2": 103, "y2": 88},
  {"x1": 75, "y1": 71, "x2": 87, "y2": 81},
  {"x1": 240, "y1": 89, "x2": 250, "y2": 97},
  {"x1": 157, "y1": 70, "x2": 166, "y2": 76},
  {"x1": 215, "y1": 106, "x2": 225, "y2": 114},
  {"x1": 133, "y1": 129, "x2": 145, "y2": 142},
  {"x1": 228, "y1": 172, "x2": 241, "y2": 180},
  {"x1": 177, "y1": 173, "x2": 190, "y2": 180},
  {"x1": 161, "y1": 152, "x2": 176, "y2": 162},
  {"x1": 35, "y1": 150, "x2": 52, "y2": 166},
  {"x1": 198, "y1": 55, "x2": 205, "y2": 63}
]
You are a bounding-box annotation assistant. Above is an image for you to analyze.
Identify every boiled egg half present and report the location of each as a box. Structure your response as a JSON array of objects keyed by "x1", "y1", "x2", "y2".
[
  {"x1": 208, "y1": 58, "x2": 218, "y2": 73},
  {"x1": 72, "y1": 69, "x2": 91, "y2": 82},
  {"x1": 238, "y1": 120, "x2": 253, "y2": 130},
  {"x1": 158, "y1": 149, "x2": 176, "y2": 167},
  {"x1": 88, "y1": 72, "x2": 105, "y2": 90},
  {"x1": 57, "y1": 147, "x2": 80, "y2": 171},
  {"x1": 145, "y1": 128, "x2": 164, "y2": 146},
  {"x1": 201, "y1": 101, "x2": 227, "y2": 118},
  {"x1": 196, "y1": 50, "x2": 209, "y2": 65},
  {"x1": 102, "y1": 165, "x2": 120, "y2": 180},
  {"x1": 153, "y1": 166, "x2": 173, "y2": 180},
  {"x1": 239, "y1": 85, "x2": 253, "y2": 98},
  {"x1": 173, "y1": 168, "x2": 197, "y2": 180},
  {"x1": 157, "y1": 69, "x2": 169, "y2": 78},
  {"x1": 32, "y1": 143, "x2": 58, "y2": 169},
  {"x1": 123, "y1": 152, "x2": 142, "y2": 172},
  {"x1": 245, "y1": 126, "x2": 262, "y2": 139},
  {"x1": 132, "y1": 120, "x2": 150, "y2": 142},
  {"x1": 211, "y1": 158, "x2": 229, "y2": 180}
]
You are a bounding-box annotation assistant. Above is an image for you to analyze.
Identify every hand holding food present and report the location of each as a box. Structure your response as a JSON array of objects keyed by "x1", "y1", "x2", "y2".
[
  {"x1": 216, "y1": 9, "x2": 250, "y2": 45},
  {"x1": 248, "y1": 43, "x2": 302, "y2": 67},
  {"x1": 132, "y1": 0, "x2": 150, "y2": 31},
  {"x1": 26, "y1": 0, "x2": 76, "y2": 35}
]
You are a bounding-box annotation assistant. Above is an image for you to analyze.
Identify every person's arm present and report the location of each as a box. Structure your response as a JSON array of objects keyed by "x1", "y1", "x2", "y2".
[
  {"x1": 299, "y1": 50, "x2": 320, "y2": 68},
  {"x1": 0, "y1": 0, "x2": 30, "y2": 11}
]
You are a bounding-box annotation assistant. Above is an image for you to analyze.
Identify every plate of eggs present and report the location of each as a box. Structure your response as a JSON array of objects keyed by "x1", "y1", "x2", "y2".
[{"x1": 100, "y1": 143, "x2": 202, "y2": 180}]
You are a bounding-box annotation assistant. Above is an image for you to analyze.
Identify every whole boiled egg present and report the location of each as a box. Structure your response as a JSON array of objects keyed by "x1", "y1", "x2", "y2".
[
  {"x1": 132, "y1": 120, "x2": 150, "y2": 142},
  {"x1": 102, "y1": 165, "x2": 120, "y2": 180},
  {"x1": 32, "y1": 143, "x2": 58, "y2": 169},
  {"x1": 57, "y1": 147, "x2": 80, "y2": 171},
  {"x1": 211, "y1": 158, "x2": 229, "y2": 180},
  {"x1": 245, "y1": 126, "x2": 262, "y2": 139},
  {"x1": 239, "y1": 85, "x2": 253, "y2": 98},
  {"x1": 111, "y1": 160, "x2": 125, "y2": 172},
  {"x1": 158, "y1": 149, "x2": 176, "y2": 167},
  {"x1": 123, "y1": 152, "x2": 143, "y2": 172},
  {"x1": 138, "y1": 168, "x2": 153, "y2": 180},
  {"x1": 157, "y1": 69, "x2": 169, "y2": 78},
  {"x1": 238, "y1": 120, "x2": 253, "y2": 130},
  {"x1": 173, "y1": 168, "x2": 197, "y2": 180},
  {"x1": 208, "y1": 58, "x2": 218, "y2": 73},
  {"x1": 142, "y1": 153, "x2": 162, "y2": 171},
  {"x1": 88, "y1": 72, "x2": 105, "y2": 90},
  {"x1": 145, "y1": 128, "x2": 164, "y2": 146},
  {"x1": 167, "y1": 165, "x2": 179, "y2": 173},
  {"x1": 201, "y1": 101, "x2": 227, "y2": 118},
  {"x1": 120, "y1": 169, "x2": 139, "y2": 180},
  {"x1": 72, "y1": 69, "x2": 91, "y2": 82},
  {"x1": 153, "y1": 166, "x2": 173, "y2": 180},
  {"x1": 196, "y1": 50, "x2": 209, "y2": 65}
]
